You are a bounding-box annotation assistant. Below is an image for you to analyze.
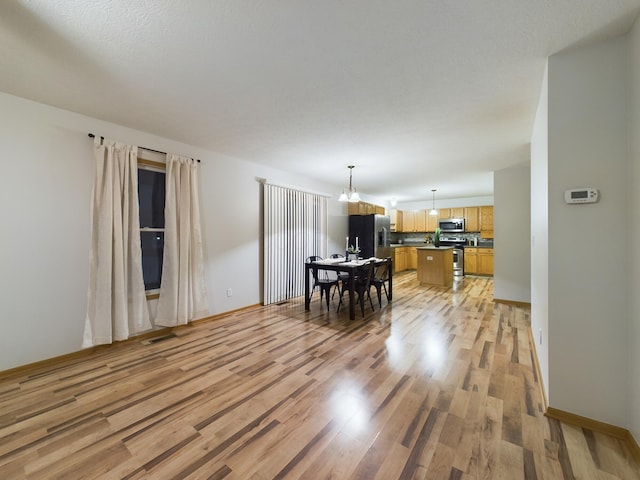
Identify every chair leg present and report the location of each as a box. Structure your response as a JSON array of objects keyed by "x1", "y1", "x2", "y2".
[
  {"x1": 324, "y1": 286, "x2": 331, "y2": 309},
  {"x1": 337, "y1": 286, "x2": 345, "y2": 313}
]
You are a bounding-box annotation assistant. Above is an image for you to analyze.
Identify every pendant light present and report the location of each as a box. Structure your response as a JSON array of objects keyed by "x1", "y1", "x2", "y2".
[
  {"x1": 338, "y1": 165, "x2": 360, "y2": 202},
  {"x1": 429, "y1": 189, "x2": 438, "y2": 215}
]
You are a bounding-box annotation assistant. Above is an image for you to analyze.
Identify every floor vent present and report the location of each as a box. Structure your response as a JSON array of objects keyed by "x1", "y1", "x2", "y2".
[
  {"x1": 143, "y1": 333, "x2": 177, "y2": 345},
  {"x1": 275, "y1": 301, "x2": 290, "y2": 306}
]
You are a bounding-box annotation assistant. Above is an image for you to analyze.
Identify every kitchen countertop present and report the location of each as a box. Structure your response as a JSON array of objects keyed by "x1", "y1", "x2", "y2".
[
  {"x1": 416, "y1": 246, "x2": 453, "y2": 250},
  {"x1": 390, "y1": 243, "x2": 493, "y2": 248},
  {"x1": 390, "y1": 243, "x2": 428, "y2": 247}
]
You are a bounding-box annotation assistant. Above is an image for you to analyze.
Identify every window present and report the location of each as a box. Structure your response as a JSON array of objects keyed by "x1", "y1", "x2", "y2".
[{"x1": 138, "y1": 165, "x2": 166, "y2": 291}]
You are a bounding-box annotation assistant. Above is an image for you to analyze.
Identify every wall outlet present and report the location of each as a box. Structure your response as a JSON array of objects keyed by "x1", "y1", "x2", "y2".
[{"x1": 227, "y1": 288, "x2": 232, "y2": 297}]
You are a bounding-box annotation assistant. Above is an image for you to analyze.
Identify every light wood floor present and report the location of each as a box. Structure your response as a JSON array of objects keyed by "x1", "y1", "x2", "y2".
[{"x1": 1, "y1": 273, "x2": 638, "y2": 479}]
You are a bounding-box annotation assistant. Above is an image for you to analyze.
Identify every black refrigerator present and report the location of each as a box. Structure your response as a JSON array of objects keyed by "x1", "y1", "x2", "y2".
[{"x1": 348, "y1": 214, "x2": 391, "y2": 259}]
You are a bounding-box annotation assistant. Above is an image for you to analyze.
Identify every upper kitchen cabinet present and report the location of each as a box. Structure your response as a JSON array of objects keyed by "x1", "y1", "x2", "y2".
[
  {"x1": 480, "y1": 206, "x2": 494, "y2": 238},
  {"x1": 464, "y1": 207, "x2": 479, "y2": 231},
  {"x1": 438, "y1": 208, "x2": 451, "y2": 219},
  {"x1": 414, "y1": 210, "x2": 427, "y2": 232},
  {"x1": 426, "y1": 211, "x2": 438, "y2": 232},
  {"x1": 348, "y1": 201, "x2": 385, "y2": 216},
  {"x1": 402, "y1": 210, "x2": 415, "y2": 232},
  {"x1": 397, "y1": 209, "x2": 428, "y2": 232},
  {"x1": 451, "y1": 207, "x2": 464, "y2": 218}
]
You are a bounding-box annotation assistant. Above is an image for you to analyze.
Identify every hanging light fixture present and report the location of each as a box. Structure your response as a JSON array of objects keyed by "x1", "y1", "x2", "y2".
[
  {"x1": 338, "y1": 165, "x2": 360, "y2": 202},
  {"x1": 429, "y1": 189, "x2": 438, "y2": 215}
]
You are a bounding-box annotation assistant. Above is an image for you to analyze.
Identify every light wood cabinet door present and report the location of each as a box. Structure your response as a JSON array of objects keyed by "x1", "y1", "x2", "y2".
[
  {"x1": 414, "y1": 210, "x2": 427, "y2": 232},
  {"x1": 438, "y1": 208, "x2": 452, "y2": 219},
  {"x1": 464, "y1": 207, "x2": 480, "y2": 232},
  {"x1": 408, "y1": 247, "x2": 418, "y2": 269},
  {"x1": 451, "y1": 207, "x2": 464, "y2": 218},
  {"x1": 427, "y1": 211, "x2": 438, "y2": 232},
  {"x1": 403, "y1": 211, "x2": 416, "y2": 232},
  {"x1": 478, "y1": 248, "x2": 494, "y2": 275},
  {"x1": 394, "y1": 248, "x2": 407, "y2": 272},
  {"x1": 396, "y1": 210, "x2": 404, "y2": 232},
  {"x1": 464, "y1": 247, "x2": 477, "y2": 274},
  {"x1": 480, "y1": 206, "x2": 494, "y2": 234},
  {"x1": 348, "y1": 201, "x2": 386, "y2": 216}
]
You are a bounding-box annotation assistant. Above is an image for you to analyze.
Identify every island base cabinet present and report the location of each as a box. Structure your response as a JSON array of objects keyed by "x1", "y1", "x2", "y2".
[{"x1": 417, "y1": 248, "x2": 453, "y2": 287}]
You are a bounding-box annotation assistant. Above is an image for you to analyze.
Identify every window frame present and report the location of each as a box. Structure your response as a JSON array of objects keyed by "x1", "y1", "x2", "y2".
[{"x1": 138, "y1": 158, "x2": 166, "y2": 297}]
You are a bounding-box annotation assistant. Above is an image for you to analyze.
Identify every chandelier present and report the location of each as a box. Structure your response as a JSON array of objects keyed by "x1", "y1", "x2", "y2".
[{"x1": 338, "y1": 165, "x2": 360, "y2": 202}]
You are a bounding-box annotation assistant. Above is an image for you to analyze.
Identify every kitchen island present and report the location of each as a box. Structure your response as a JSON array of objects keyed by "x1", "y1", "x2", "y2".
[{"x1": 416, "y1": 246, "x2": 453, "y2": 287}]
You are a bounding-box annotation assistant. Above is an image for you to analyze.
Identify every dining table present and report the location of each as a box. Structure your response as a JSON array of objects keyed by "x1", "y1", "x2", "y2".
[{"x1": 304, "y1": 257, "x2": 392, "y2": 320}]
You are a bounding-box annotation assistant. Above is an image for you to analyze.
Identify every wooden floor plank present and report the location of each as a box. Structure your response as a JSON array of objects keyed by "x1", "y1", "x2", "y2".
[{"x1": 0, "y1": 274, "x2": 637, "y2": 479}]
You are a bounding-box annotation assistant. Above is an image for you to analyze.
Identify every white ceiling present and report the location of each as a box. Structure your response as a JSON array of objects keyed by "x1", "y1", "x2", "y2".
[{"x1": 2, "y1": 1, "x2": 639, "y2": 203}]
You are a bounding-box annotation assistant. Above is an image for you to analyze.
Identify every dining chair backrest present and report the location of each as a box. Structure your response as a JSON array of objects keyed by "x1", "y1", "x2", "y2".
[
  {"x1": 305, "y1": 255, "x2": 337, "y2": 282},
  {"x1": 357, "y1": 259, "x2": 375, "y2": 289},
  {"x1": 373, "y1": 257, "x2": 390, "y2": 281}
]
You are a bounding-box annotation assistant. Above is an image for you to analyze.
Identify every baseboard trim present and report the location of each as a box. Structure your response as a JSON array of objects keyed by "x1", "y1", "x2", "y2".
[
  {"x1": 0, "y1": 304, "x2": 263, "y2": 379},
  {"x1": 494, "y1": 298, "x2": 531, "y2": 308},
  {"x1": 188, "y1": 304, "x2": 262, "y2": 325},
  {"x1": 545, "y1": 407, "x2": 640, "y2": 464}
]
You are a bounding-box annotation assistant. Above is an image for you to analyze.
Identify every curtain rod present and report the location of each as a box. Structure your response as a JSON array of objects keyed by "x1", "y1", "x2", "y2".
[{"x1": 88, "y1": 133, "x2": 201, "y2": 163}]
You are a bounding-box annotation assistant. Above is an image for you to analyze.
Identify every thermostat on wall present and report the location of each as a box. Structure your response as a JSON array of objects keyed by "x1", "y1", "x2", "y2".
[{"x1": 564, "y1": 188, "x2": 599, "y2": 204}]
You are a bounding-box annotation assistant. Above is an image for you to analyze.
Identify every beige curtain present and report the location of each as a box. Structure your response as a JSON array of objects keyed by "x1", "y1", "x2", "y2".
[
  {"x1": 83, "y1": 138, "x2": 151, "y2": 347},
  {"x1": 155, "y1": 154, "x2": 209, "y2": 327}
]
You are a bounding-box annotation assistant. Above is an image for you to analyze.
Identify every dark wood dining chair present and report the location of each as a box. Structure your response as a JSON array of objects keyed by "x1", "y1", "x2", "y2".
[
  {"x1": 369, "y1": 257, "x2": 391, "y2": 307},
  {"x1": 305, "y1": 256, "x2": 339, "y2": 309},
  {"x1": 337, "y1": 259, "x2": 375, "y2": 317}
]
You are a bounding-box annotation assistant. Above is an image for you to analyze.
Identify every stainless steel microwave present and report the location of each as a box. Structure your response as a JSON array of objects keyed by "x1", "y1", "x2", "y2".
[{"x1": 439, "y1": 218, "x2": 465, "y2": 233}]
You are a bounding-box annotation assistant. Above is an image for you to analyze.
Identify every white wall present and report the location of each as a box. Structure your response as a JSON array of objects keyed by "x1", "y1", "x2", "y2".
[
  {"x1": 627, "y1": 18, "x2": 640, "y2": 443},
  {"x1": 530, "y1": 62, "x2": 550, "y2": 401},
  {"x1": 398, "y1": 195, "x2": 494, "y2": 211},
  {"x1": 0, "y1": 92, "x2": 348, "y2": 371},
  {"x1": 493, "y1": 164, "x2": 530, "y2": 303},
  {"x1": 546, "y1": 36, "x2": 629, "y2": 427}
]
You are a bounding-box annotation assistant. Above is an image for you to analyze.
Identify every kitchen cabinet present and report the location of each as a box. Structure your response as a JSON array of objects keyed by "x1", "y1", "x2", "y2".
[
  {"x1": 438, "y1": 208, "x2": 451, "y2": 219},
  {"x1": 451, "y1": 207, "x2": 464, "y2": 218},
  {"x1": 464, "y1": 247, "x2": 493, "y2": 276},
  {"x1": 464, "y1": 247, "x2": 477, "y2": 274},
  {"x1": 414, "y1": 210, "x2": 427, "y2": 232},
  {"x1": 348, "y1": 201, "x2": 386, "y2": 216},
  {"x1": 395, "y1": 210, "x2": 403, "y2": 232},
  {"x1": 417, "y1": 248, "x2": 453, "y2": 287},
  {"x1": 402, "y1": 211, "x2": 415, "y2": 232},
  {"x1": 397, "y1": 209, "x2": 429, "y2": 232},
  {"x1": 394, "y1": 247, "x2": 407, "y2": 273},
  {"x1": 426, "y1": 211, "x2": 438, "y2": 232},
  {"x1": 408, "y1": 247, "x2": 418, "y2": 269},
  {"x1": 478, "y1": 248, "x2": 494, "y2": 275},
  {"x1": 390, "y1": 209, "x2": 398, "y2": 231},
  {"x1": 464, "y1": 207, "x2": 480, "y2": 232},
  {"x1": 480, "y1": 206, "x2": 494, "y2": 238}
]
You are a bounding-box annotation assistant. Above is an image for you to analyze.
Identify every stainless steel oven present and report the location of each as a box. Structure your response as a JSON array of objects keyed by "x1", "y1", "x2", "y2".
[
  {"x1": 452, "y1": 248, "x2": 463, "y2": 276},
  {"x1": 440, "y1": 235, "x2": 465, "y2": 276}
]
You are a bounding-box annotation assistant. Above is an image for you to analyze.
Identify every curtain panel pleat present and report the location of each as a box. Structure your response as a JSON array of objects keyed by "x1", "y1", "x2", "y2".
[
  {"x1": 263, "y1": 184, "x2": 328, "y2": 305},
  {"x1": 155, "y1": 154, "x2": 209, "y2": 327},
  {"x1": 83, "y1": 138, "x2": 151, "y2": 347}
]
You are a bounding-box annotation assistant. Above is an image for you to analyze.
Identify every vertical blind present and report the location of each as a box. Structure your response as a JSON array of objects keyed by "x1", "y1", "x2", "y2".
[{"x1": 263, "y1": 183, "x2": 328, "y2": 305}]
